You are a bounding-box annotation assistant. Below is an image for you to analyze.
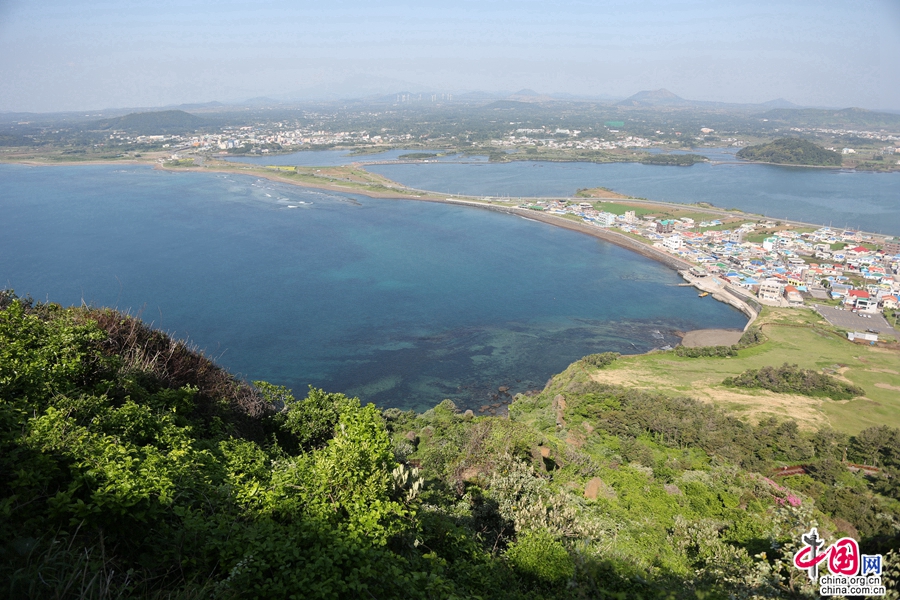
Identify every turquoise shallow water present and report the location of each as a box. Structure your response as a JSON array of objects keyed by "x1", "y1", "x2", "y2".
[{"x1": 1, "y1": 163, "x2": 746, "y2": 410}]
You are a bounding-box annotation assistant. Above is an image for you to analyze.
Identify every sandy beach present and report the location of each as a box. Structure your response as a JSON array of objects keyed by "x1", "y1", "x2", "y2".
[{"x1": 680, "y1": 329, "x2": 744, "y2": 347}]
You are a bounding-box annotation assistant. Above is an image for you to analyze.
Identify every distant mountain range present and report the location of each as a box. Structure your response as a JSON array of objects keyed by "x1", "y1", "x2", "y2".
[
  {"x1": 617, "y1": 88, "x2": 801, "y2": 110},
  {"x1": 4, "y1": 91, "x2": 899, "y2": 134}
]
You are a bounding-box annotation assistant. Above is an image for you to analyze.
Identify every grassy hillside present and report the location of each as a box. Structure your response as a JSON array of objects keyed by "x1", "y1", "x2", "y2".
[
  {"x1": 1, "y1": 291, "x2": 898, "y2": 599},
  {"x1": 591, "y1": 307, "x2": 900, "y2": 434},
  {"x1": 736, "y1": 138, "x2": 842, "y2": 166}
]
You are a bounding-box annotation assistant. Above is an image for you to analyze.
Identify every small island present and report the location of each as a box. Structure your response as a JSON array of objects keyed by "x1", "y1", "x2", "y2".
[{"x1": 737, "y1": 137, "x2": 842, "y2": 166}]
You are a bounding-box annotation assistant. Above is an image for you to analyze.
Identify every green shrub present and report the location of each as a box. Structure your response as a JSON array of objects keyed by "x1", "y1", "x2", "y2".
[
  {"x1": 737, "y1": 326, "x2": 765, "y2": 348},
  {"x1": 505, "y1": 529, "x2": 573, "y2": 584},
  {"x1": 580, "y1": 352, "x2": 620, "y2": 368},
  {"x1": 723, "y1": 363, "x2": 865, "y2": 400},
  {"x1": 675, "y1": 345, "x2": 737, "y2": 358}
]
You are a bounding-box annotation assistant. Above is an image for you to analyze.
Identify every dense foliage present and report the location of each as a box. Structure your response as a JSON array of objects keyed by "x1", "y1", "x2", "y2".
[
  {"x1": 723, "y1": 363, "x2": 866, "y2": 400},
  {"x1": 1, "y1": 293, "x2": 897, "y2": 599},
  {"x1": 0, "y1": 295, "x2": 429, "y2": 598},
  {"x1": 736, "y1": 138, "x2": 842, "y2": 166}
]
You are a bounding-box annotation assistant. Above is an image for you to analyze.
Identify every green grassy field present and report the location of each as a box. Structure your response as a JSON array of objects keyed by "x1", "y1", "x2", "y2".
[
  {"x1": 591, "y1": 201, "x2": 655, "y2": 215},
  {"x1": 589, "y1": 307, "x2": 900, "y2": 434}
]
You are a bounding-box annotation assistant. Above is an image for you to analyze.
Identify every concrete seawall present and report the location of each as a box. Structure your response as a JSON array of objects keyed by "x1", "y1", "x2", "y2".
[{"x1": 677, "y1": 271, "x2": 759, "y2": 328}]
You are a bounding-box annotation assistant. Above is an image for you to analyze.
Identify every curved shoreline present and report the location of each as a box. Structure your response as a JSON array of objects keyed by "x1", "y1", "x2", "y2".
[
  {"x1": 2, "y1": 158, "x2": 794, "y2": 329},
  {"x1": 165, "y1": 163, "x2": 759, "y2": 326}
]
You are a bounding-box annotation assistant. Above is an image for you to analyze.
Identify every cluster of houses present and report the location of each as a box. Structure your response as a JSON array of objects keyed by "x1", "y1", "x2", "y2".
[
  {"x1": 492, "y1": 133, "x2": 656, "y2": 151},
  {"x1": 521, "y1": 199, "x2": 900, "y2": 315},
  {"x1": 111, "y1": 120, "x2": 418, "y2": 155},
  {"x1": 206, "y1": 125, "x2": 414, "y2": 153}
]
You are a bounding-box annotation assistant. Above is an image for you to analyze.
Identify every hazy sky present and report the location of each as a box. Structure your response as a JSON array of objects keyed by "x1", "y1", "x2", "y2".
[{"x1": 1, "y1": 0, "x2": 898, "y2": 112}]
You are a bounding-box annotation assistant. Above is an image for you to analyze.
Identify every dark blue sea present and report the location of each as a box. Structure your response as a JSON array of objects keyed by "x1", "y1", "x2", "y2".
[{"x1": 2, "y1": 163, "x2": 748, "y2": 410}]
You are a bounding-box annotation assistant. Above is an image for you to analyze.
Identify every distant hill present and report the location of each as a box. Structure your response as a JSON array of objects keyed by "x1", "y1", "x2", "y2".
[
  {"x1": 618, "y1": 90, "x2": 805, "y2": 111},
  {"x1": 87, "y1": 110, "x2": 208, "y2": 134},
  {"x1": 618, "y1": 88, "x2": 690, "y2": 107},
  {"x1": 737, "y1": 138, "x2": 842, "y2": 166},
  {"x1": 758, "y1": 98, "x2": 800, "y2": 109},
  {"x1": 506, "y1": 91, "x2": 555, "y2": 103},
  {"x1": 758, "y1": 107, "x2": 900, "y2": 129}
]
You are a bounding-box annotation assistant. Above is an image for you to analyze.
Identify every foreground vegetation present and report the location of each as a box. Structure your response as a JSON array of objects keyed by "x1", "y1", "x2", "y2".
[{"x1": 1, "y1": 292, "x2": 898, "y2": 598}]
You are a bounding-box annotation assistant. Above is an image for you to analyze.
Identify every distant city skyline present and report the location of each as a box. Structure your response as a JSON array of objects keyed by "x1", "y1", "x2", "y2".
[{"x1": 1, "y1": 0, "x2": 898, "y2": 113}]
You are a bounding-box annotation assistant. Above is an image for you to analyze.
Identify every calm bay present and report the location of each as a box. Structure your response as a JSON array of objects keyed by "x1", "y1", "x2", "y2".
[{"x1": 1, "y1": 163, "x2": 747, "y2": 410}]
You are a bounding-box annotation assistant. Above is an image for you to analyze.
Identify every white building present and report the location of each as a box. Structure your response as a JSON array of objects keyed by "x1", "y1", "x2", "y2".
[
  {"x1": 663, "y1": 235, "x2": 683, "y2": 251},
  {"x1": 596, "y1": 212, "x2": 617, "y2": 227},
  {"x1": 758, "y1": 280, "x2": 784, "y2": 302}
]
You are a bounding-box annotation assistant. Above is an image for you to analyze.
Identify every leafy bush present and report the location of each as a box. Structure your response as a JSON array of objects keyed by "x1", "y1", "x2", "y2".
[
  {"x1": 723, "y1": 363, "x2": 865, "y2": 400},
  {"x1": 504, "y1": 528, "x2": 574, "y2": 584},
  {"x1": 0, "y1": 297, "x2": 429, "y2": 598},
  {"x1": 737, "y1": 325, "x2": 765, "y2": 348},
  {"x1": 675, "y1": 345, "x2": 737, "y2": 358},
  {"x1": 580, "y1": 352, "x2": 620, "y2": 368}
]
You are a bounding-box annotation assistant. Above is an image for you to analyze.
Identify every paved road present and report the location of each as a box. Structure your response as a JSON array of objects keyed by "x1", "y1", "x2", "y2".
[{"x1": 814, "y1": 304, "x2": 899, "y2": 339}]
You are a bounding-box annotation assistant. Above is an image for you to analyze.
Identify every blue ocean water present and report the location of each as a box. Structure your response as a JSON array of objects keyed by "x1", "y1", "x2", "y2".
[
  {"x1": 366, "y1": 159, "x2": 900, "y2": 235},
  {"x1": 0, "y1": 163, "x2": 746, "y2": 410},
  {"x1": 229, "y1": 148, "x2": 900, "y2": 234}
]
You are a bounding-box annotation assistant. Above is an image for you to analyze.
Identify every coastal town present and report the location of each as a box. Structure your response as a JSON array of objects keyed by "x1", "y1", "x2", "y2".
[
  {"x1": 101, "y1": 122, "x2": 411, "y2": 153},
  {"x1": 518, "y1": 197, "x2": 900, "y2": 340},
  {"x1": 91, "y1": 116, "x2": 898, "y2": 163}
]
